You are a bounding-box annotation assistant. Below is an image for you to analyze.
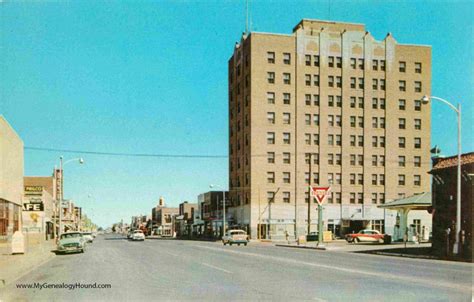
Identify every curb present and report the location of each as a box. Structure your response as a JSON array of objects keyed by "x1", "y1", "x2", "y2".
[
  {"x1": 275, "y1": 244, "x2": 327, "y2": 251},
  {"x1": 371, "y1": 251, "x2": 438, "y2": 260}
]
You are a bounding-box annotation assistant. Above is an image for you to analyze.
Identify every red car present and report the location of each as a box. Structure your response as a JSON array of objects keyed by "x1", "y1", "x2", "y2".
[{"x1": 345, "y1": 229, "x2": 385, "y2": 243}]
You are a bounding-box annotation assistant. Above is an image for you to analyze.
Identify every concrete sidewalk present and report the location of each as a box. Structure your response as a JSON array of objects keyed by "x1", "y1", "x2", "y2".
[{"x1": 0, "y1": 240, "x2": 57, "y2": 287}]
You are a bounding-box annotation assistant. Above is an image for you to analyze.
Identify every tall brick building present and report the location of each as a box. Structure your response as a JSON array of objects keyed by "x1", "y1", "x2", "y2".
[{"x1": 228, "y1": 19, "x2": 431, "y2": 239}]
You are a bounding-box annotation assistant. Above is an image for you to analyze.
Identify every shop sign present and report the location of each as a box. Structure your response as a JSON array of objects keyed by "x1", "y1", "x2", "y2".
[
  {"x1": 23, "y1": 203, "x2": 44, "y2": 211},
  {"x1": 24, "y1": 186, "x2": 43, "y2": 195}
]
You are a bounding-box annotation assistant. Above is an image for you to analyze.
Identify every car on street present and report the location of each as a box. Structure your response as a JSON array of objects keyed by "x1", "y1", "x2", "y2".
[
  {"x1": 82, "y1": 232, "x2": 94, "y2": 243},
  {"x1": 57, "y1": 232, "x2": 86, "y2": 254},
  {"x1": 130, "y1": 230, "x2": 145, "y2": 241},
  {"x1": 222, "y1": 229, "x2": 249, "y2": 246},
  {"x1": 345, "y1": 229, "x2": 385, "y2": 243}
]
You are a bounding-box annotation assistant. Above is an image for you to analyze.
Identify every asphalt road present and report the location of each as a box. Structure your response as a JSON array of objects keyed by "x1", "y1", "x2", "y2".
[{"x1": 1, "y1": 234, "x2": 472, "y2": 301}]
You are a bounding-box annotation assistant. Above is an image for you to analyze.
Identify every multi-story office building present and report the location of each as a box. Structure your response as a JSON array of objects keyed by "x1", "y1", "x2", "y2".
[{"x1": 228, "y1": 19, "x2": 431, "y2": 239}]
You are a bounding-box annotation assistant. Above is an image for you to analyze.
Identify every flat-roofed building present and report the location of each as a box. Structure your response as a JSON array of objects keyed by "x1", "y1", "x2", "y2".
[{"x1": 228, "y1": 20, "x2": 431, "y2": 239}]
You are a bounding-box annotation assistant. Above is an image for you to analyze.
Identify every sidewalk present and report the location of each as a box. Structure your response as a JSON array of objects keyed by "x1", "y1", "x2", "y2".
[{"x1": 0, "y1": 240, "x2": 57, "y2": 287}]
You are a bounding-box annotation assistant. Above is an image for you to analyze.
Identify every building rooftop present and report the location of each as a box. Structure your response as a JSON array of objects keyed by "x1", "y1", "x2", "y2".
[{"x1": 432, "y1": 152, "x2": 474, "y2": 170}]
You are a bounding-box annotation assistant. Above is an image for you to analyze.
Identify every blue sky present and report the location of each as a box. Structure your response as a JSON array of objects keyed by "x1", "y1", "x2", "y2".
[{"x1": 1, "y1": 1, "x2": 472, "y2": 228}]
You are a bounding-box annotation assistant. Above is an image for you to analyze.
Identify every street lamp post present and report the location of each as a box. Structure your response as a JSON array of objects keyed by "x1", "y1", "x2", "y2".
[
  {"x1": 421, "y1": 95, "x2": 462, "y2": 255},
  {"x1": 58, "y1": 156, "x2": 84, "y2": 237},
  {"x1": 210, "y1": 184, "x2": 226, "y2": 237}
]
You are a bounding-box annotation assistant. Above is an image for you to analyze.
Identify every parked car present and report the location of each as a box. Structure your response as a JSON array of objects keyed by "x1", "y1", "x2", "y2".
[
  {"x1": 127, "y1": 230, "x2": 134, "y2": 239},
  {"x1": 57, "y1": 232, "x2": 86, "y2": 253},
  {"x1": 131, "y1": 230, "x2": 146, "y2": 241},
  {"x1": 345, "y1": 229, "x2": 385, "y2": 243},
  {"x1": 222, "y1": 229, "x2": 249, "y2": 246},
  {"x1": 82, "y1": 232, "x2": 94, "y2": 243}
]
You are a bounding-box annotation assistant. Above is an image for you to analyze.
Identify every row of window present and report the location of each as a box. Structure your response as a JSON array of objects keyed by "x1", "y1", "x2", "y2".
[{"x1": 265, "y1": 171, "x2": 421, "y2": 187}]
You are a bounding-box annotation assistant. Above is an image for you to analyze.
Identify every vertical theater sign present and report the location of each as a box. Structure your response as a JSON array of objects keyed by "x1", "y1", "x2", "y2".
[{"x1": 23, "y1": 186, "x2": 45, "y2": 232}]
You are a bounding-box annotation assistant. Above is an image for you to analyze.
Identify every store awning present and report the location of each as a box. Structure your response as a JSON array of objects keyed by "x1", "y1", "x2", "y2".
[{"x1": 378, "y1": 192, "x2": 431, "y2": 211}]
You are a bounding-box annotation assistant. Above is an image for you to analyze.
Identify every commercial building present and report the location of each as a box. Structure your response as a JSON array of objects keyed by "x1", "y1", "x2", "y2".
[
  {"x1": 23, "y1": 177, "x2": 57, "y2": 244},
  {"x1": 175, "y1": 201, "x2": 197, "y2": 237},
  {"x1": 151, "y1": 197, "x2": 178, "y2": 236},
  {"x1": 430, "y1": 153, "x2": 473, "y2": 261},
  {"x1": 0, "y1": 116, "x2": 24, "y2": 245},
  {"x1": 198, "y1": 191, "x2": 229, "y2": 237},
  {"x1": 228, "y1": 19, "x2": 431, "y2": 239}
]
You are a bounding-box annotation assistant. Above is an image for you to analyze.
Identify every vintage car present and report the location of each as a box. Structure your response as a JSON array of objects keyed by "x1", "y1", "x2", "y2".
[
  {"x1": 131, "y1": 230, "x2": 146, "y2": 241},
  {"x1": 222, "y1": 229, "x2": 249, "y2": 246},
  {"x1": 345, "y1": 229, "x2": 385, "y2": 243},
  {"x1": 82, "y1": 232, "x2": 94, "y2": 243},
  {"x1": 57, "y1": 232, "x2": 86, "y2": 253}
]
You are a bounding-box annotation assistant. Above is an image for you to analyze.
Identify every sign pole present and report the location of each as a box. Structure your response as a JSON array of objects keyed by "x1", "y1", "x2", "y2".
[
  {"x1": 317, "y1": 203, "x2": 324, "y2": 248},
  {"x1": 310, "y1": 186, "x2": 330, "y2": 248}
]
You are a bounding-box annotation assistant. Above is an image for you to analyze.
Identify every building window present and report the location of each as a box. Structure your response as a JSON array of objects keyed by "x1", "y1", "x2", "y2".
[
  {"x1": 328, "y1": 153, "x2": 334, "y2": 165},
  {"x1": 313, "y1": 74, "x2": 319, "y2": 86},
  {"x1": 414, "y1": 137, "x2": 421, "y2": 149},
  {"x1": 283, "y1": 192, "x2": 290, "y2": 203},
  {"x1": 414, "y1": 119, "x2": 421, "y2": 130},
  {"x1": 267, "y1": 152, "x2": 275, "y2": 164},
  {"x1": 399, "y1": 118, "x2": 406, "y2": 129},
  {"x1": 305, "y1": 133, "x2": 311, "y2": 145},
  {"x1": 372, "y1": 136, "x2": 378, "y2": 148},
  {"x1": 372, "y1": 155, "x2": 378, "y2": 166},
  {"x1": 283, "y1": 113, "x2": 291, "y2": 124},
  {"x1": 305, "y1": 74, "x2": 311, "y2": 86},
  {"x1": 267, "y1": 112, "x2": 275, "y2": 124},
  {"x1": 380, "y1": 79, "x2": 386, "y2": 91},
  {"x1": 328, "y1": 95, "x2": 334, "y2": 107},
  {"x1": 283, "y1": 53, "x2": 291, "y2": 65},
  {"x1": 350, "y1": 77, "x2": 356, "y2": 89},
  {"x1": 336, "y1": 76, "x2": 342, "y2": 88},
  {"x1": 358, "y1": 97, "x2": 364, "y2": 108},
  {"x1": 414, "y1": 175, "x2": 421, "y2": 186},
  {"x1": 305, "y1": 94, "x2": 311, "y2": 106},
  {"x1": 336, "y1": 56, "x2": 342, "y2": 68},
  {"x1": 399, "y1": 99, "x2": 406, "y2": 110},
  {"x1": 372, "y1": 59, "x2": 378, "y2": 71},
  {"x1": 283, "y1": 133, "x2": 291, "y2": 144},
  {"x1": 350, "y1": 173, "x2": 356, "y2": 185},
  {"x1": 335, "y1": 154, "x2": 342, "y2": 165},
  {"x1": 358, "y1": 135, "x2": 364, "y2": 147},
  {"x1": 358, "y1": 116, "x2": 364, "y2": 128},
  {"x1": 350, "y1": 58, "x2": 356, "y2": 69},
  {"x1": 328, "y1": 135, "x2": 334, "y2": 146},
  {"x1": 372, "y1": 79, "x2": 378, "y2": 90},
  {"x1": 305, "y1": 114, "x2": 311, "y2": 125},
  {"x1": 283, "y1": 73, "x2": 291, "y2": 85},
  {"x1": 372, "y1": 117, "x2": 378, "y2": 128},
  {"x1": 399, "y1": 156, "x2": 406, "y2": 167},
  {"x1": 336, "y1": 135, "x2": 342, "y2": 146},
  {"x1": 267, "y1": 132, "x2": 275, "y2": 144},
  {"x1": 267, "y1": 72, "x2": 275, "y2": 84},
  {"x1": 350, "y1": 135, "x2": 356, "y2": 147},
  {"x1": 328, "y1": 56, "x2": 334, "y2": 67},
  {"x1": 314, "y1": 55, "x2": 320, "y2": 67},
  {"x1": 358, "y1": 174, "x2": 363, "y2": 185},
  {"x1": 350, "y1": 192, "x2": 356, "y2": 204},
  {"x1": 305, "y1": 54, "x2": 311, "y2": 66},
  {"x1": 267, "y1": 92, "x2": 275, "y2": 104},
  {"x1": 414, "y1": 100, "x2": 422, "y2": 111},
  {"x1": 283, "y1": 152, "x2": 291, "y2": 164},
  {"x1": 415, "y1": 62, "x2": 422, "y2": 74},
  {"x1": 372, "y1": 174, "x2": 378, "y2": 185},
  {"x1": 267, "y1": 52, "x2": 275, "y2": 64},
  {"x1": 328, "y1": 173, "x2": 334, "y2": 184},
  {"x1": 328, "y1": 76, "x2": 334, "y2": 87},
  {"x1": 380, "y1": 98, "x2": 385, "y2": 109},
  {"x1": 380, "y1": 60, "x2": 386, "y2": 71},
  {"x1": 372, "y1": 193, "x2": 378, "y2": 204},
  {"x1": 379, "y1": 174, "x2": 385, "y2": 185},
  {"x1": 336, "y1": 115, "x2": 342, "y2": 127},
  {"x1": 313, "y1": 114, "x2": 319, "y2": 126},
  {"x1": 350, "y1": 97, "x2": 356, "y2": 108},
  {"x1": 335, "y1": 192, "x2": 342, "y2": 204},
  {"x1": 328, "y1": 115, "x2": 334, "y2": 127},
  {"x1": 414, "y1": 81, "x2": 422, "y2": 93},
  {"x1": 283, "y1": 93, "x2": 291, "y2": 105},
  {"x1": 357, "y1": 193, "x2": 364, "y2": 204},
  {"x1": 350, "y1": 116, "x2": 356, "y2": 127},
  {"x1": 336, "y1": 173, "x2": 342, "y2": 185},
  {"x1": 358, "y1": 58, "x2": 364, "y2": 70},
  {"x1": 313, "y1": 94, "x2": 320, "y2": 106},
  {"x1": 399, "y1": 80, "x2": 406, "y2": 91},
  {"x1": 372, "y1": 98, "x2": 378, "y2": 109},
  {"x1": 414, "y1": 156, "x2": 421, "y2": 167},
  {"x1": 379, "y1": 193, "x2": 385, "y2": 204},
  {"x1": 380, "y1": 137, "x2": 385, "y2": 148},
  {"x1": 283, "y1": 172, "x2": 291, "y2": 183},
  {"x1": 399, "y1": 137, "x2": 406, "y2": 148},
  {"x1": 267, "y1": 172, "x2": 275, "y2": 184},
  {"x1": 358, "y1": 77, "x2": 364, "y2": 89},
  {"x1": 350, "y1": 154, "x2": 356, "y2": 166},
  {"x1": 398, "y1": 174, "x2": 405, "y2": 186},
  {"x1": 313, "y1": 134, "x2": 319, "y2": 145},
  {"x1": 336, "y1": 96, "x2": 342, "y2": 107},
  {"x1": 399, "y1": 61, "x2": 406, "y2": 72},
  {"x1": 358, "y1": 154, "x2": 364, "y2": 166},
  {"x1": 267, "y1": 191, "x2": 275, "y2": 202}
]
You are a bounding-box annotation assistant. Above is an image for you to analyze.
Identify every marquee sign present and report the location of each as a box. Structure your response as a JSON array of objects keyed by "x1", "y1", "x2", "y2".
[{"x1": 24, "y1": 186, "x2": 43, "y2": 195}]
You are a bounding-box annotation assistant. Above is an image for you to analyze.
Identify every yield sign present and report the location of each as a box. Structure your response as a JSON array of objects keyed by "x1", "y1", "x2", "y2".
[{"x1": 310, "y1": 186, "x2": 331, "y2": 205}]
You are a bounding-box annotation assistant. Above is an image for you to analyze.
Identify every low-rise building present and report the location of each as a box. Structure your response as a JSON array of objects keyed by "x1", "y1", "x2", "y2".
[
  {"x1": 0, "y1": 116, "x2": 24, "y2": 249},
  {"x1": 198, "y1": 191, "x2": 229, "y2": 238},
  {"x1": 176, "y1": 201, "x2": 197, "y2": 237},
  {"x1": 430, "y1": 152, "x2": 473, "y2": 261},
  {"x1": 152, "y1": 197, "x2": 178, "y2": 236}
]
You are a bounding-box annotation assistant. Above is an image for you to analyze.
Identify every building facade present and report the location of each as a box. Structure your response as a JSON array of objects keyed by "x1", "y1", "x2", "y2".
[
  {"x1": 151, "y1": 197, "x2": 179, "y2": 237},
  {"x1": 198, "y1": 191, "x2": 229, "y2": 237},
  {"x1": 228, "y1": 20, "x2": 431, "y2": 239},
  {"x1": 430, "y1": 153, "x2": 473, "y2": 261},
  {"x1": 0, "y1": 116, "x2": 24, "y2": 244}
]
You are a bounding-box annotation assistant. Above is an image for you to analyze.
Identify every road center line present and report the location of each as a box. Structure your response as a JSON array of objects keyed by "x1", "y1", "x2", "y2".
[
  {"x1": 201, "y1": 262, "x2": 232, "y2": 274},
  {"x1": 191, "y1": 244, "x2": 471, "y2": 293}
]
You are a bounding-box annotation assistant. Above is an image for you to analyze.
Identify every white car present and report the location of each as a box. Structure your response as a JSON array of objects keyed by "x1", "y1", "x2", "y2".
[
  {"x1": 131, "y1": 230, "x2": 145, "y2": 241},
  {"x1": 82, "y1": 232, "x2": 94, "y2": 243},
  {"x1": 222, "y1": 230, "x2": 249, "y2": 246}
]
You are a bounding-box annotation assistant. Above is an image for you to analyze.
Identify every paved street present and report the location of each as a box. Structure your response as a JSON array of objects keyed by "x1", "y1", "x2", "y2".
[{"x1": 1, "y1": 234, "x2": 472, "y2": 302}]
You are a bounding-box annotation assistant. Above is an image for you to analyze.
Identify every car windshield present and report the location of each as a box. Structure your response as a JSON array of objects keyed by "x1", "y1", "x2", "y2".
[
  {"x1": 230, "y1": 231, "x2": 246, "y2": 235},
  {"x1": 134, "y1": 231, "x2": 143, "y2": 234},
  {"x1": 83, "y1": 233, "x2": 92, "y2": 235},
  {"x1": 61, "y1": 233, "x2": 82, "y2": 239}
]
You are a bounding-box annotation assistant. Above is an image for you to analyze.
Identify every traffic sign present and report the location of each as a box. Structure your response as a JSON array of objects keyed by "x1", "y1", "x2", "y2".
[{"x1": 310, "y1": 186, "x2": 331, "y2": 205}]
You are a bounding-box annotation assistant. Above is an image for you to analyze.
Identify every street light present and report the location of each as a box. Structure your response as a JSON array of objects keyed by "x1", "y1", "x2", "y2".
[
  {"x1": 209, "y1": 184, "x2": 226, "y2": 237},
  {"x1": 58, "y1": 156, "x2": 84, "y2": 237},
  {"x1": 421, "y1": 95, "x2": 462, "y2": 255}
]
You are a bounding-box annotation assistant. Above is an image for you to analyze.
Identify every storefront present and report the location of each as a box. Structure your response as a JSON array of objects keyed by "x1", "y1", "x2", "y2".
[{"x1": 0, "y1": 199, "x2": 21, "y2": 242}]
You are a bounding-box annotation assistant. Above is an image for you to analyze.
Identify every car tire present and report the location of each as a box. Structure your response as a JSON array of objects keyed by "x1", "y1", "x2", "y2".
[
  {"x1": 355, "y1": 238, "x2": 360, "y2": 243},
  {"x1": 229, "y1": 243, "x2": 233, "y2": 246},
  {"x1": 244, "y1": 243, "x2": 247, "y2": 246},
  {"x1": 238, "y1": 243, "x2": 241, "y2": 246},
  {"x1": 80, "y1": 249, "x2": 84, "y2": 253}
]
